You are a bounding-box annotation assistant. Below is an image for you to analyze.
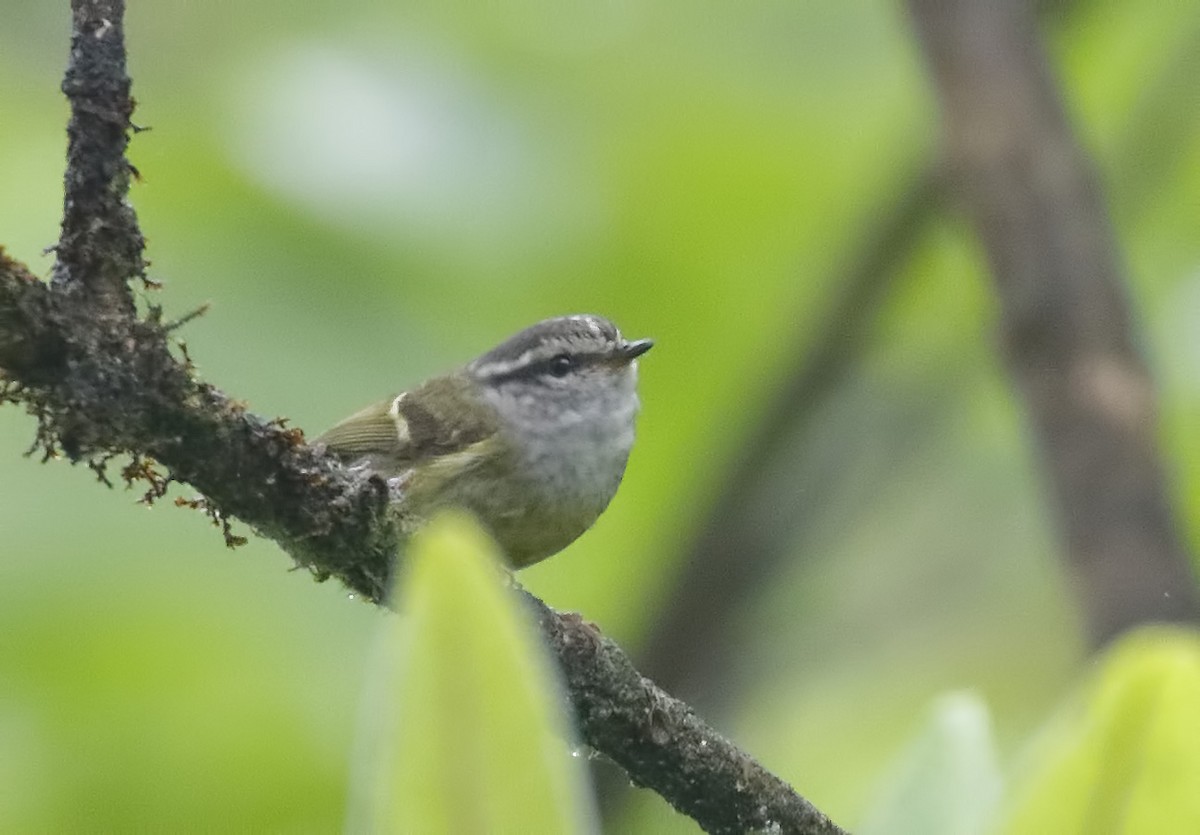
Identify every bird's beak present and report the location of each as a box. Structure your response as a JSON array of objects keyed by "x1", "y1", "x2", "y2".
[{"x1": 619, "y1": 338, "x2": 654, "y2": 361}]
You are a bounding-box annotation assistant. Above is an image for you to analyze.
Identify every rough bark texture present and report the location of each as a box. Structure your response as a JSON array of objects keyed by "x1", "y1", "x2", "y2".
[{"x1": 0, "y1": 3, "x2": 847, "y2": 833}]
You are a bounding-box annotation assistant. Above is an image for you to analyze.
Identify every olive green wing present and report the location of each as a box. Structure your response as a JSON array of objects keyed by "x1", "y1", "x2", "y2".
[
  {"x1": 315, "y1": 375, "x2": 501, "y2": 476},
  {"x1": 393, "y1": 375, "x2": 499, "y2": 457},
  {"x1": 315, "y1": 396, "x2": 412, "y2": 472}
]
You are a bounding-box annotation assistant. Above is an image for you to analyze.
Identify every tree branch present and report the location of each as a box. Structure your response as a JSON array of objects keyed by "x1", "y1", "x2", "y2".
[
  {"x1": 531, "y1": 600, "x2": 844, "y2": 834},
  {"x1": 906, "y1": 0, "x2": 1200, "y2": 643},
  {"x1": 0, "y1": 2, "x2": 846, "y2": 833},
  {"x1": 57, "y1": 0, "x2": 143, "y2": 315}
]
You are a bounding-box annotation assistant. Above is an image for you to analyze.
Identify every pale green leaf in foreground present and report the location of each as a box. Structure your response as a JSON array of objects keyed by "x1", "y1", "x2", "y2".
[
  {"x1": 353, "y1": 512, "x2": 596, "y2": 834},
  {"x1": 999, "y1": 626, "x2": 1200, "y2": 835},
  {"x1": 857, "y1": 691, "x2": 1003, "y2": 835}
]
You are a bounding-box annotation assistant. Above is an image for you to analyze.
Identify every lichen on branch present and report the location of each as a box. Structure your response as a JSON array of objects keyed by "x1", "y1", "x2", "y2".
[{"x1": 0, "y1": 3, "x2": 846, "y2": 833}]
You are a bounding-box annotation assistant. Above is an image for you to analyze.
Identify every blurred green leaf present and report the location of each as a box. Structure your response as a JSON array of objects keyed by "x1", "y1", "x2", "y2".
[
  {"x1": 999, "y1": 626, "x2": 1200, "y2": 835},
  {"x1": 5, "y1": 2, "x2": 1200, "y2": 830},
  {"x1": 857, "y1": 691, "x2": 1002, "y2": 835},
  {"x1": 360, "y1": 512, "x2": 595, "y2": 834}
]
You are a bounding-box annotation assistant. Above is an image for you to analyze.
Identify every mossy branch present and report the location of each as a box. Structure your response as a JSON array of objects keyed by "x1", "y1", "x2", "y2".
[{"x1": 0, "y1": 3, "x2": 846, "y2": 833}]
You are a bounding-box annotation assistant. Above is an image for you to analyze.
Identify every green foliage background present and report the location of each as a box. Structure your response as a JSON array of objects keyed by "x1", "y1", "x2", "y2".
[
  {"x1": 2, "y1": 1, "x2": 1198, "y2": 830},
  {"x1": 367, "y1": 513, "x2": 596, "y2": 834}
]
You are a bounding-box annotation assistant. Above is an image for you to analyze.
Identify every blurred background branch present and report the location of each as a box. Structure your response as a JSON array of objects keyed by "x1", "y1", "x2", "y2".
[
  {"x1": 602, "y1": 0, "x2": 1200, "y2": 822},
  {"x1": 637, "y1": 165, "x2": 942, "y2": 710},
  {"x1": 4, "y1": 0, "x2": 1200, "y2": 830},
  {"x1": 630, "y1": 0, "x2": 1200, "y2": 717},
  {"x1": 0, "y1": 2, "x2": 849, "y2": 832},
  {"x1": 906, "y1": 0, "x2": 1200, "y2": 643}
]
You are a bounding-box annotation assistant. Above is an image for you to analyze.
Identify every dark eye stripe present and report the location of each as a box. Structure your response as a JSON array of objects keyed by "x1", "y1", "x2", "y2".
[{"x1": 482, "y1": 351, "x2": 605, "y2": 385}]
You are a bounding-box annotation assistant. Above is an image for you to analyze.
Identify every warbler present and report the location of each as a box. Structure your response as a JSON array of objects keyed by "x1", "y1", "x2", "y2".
[{"x1": 316, "y1": 314, "x2": 652, "y2": 568}]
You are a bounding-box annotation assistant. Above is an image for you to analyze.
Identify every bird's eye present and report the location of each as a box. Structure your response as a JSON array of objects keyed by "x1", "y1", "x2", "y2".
[{"x1": 548, "y1": 354, "x2": 574, "y2": 377}]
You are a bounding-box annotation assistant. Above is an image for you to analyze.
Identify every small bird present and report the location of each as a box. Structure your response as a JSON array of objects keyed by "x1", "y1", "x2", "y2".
[{"x1": 317, "y1": 314, "x2": 652, "y2": 568}]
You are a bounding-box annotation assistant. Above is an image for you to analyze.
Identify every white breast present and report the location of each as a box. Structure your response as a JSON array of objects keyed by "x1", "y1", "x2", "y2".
[{"x1": 499, "y1": 363, "x2": 640, "y2": 514}]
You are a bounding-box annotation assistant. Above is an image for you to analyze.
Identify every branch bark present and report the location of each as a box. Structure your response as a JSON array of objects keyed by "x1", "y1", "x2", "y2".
[
  {"x1": 57, "y1": 0, "x2": 142, "y2": 316},
  {"x1": 0, "y1": 3, "x2": 846, "y2": 833},
  {"x1": 906, "y1": 0, "x2": 1200, "y2": 643}
]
